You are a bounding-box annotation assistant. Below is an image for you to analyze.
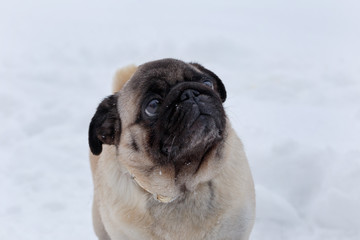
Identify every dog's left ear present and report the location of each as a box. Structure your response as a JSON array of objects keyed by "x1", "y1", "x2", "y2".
[
  {"x1": 88, "y1": 95, "x2": 121, "y2": 155},
  {"x1": 190, "y1": 63, "x2": 227, "y2": 102}
]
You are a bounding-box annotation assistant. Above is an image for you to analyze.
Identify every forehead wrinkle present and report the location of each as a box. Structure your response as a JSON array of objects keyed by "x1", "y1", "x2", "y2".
[
  {"x1": 127, "y1": 60, "x2": 208, "y2": 96},
  {"x1": 146, "y1": 79, "x2": 170, "y2": 97}
]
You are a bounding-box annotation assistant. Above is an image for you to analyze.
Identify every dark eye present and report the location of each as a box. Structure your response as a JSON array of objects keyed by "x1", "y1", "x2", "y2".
[
  {"x1": 203, "y1": 80, "x2": 214, "y2": 89},
  {"x1": 145, "y1": 99, "x2": 161, "y2": 117}
]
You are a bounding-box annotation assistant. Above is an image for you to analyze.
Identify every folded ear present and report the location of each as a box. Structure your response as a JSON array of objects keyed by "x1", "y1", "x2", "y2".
[
  {"x1": 88, "y1": 95, "x2": 121, "y2": 155},
  {"x1": 190, "y1": 63, "x2": 227, "y2": 102}
]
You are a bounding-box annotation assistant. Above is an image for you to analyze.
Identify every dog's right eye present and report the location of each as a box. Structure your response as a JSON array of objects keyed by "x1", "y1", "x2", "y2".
[
  {"x1": 145, "y1": 99, "x2": 160, "y2": 117},
  {"x1": 202, "y1": 80, "x2": 214, "y2": 89}
]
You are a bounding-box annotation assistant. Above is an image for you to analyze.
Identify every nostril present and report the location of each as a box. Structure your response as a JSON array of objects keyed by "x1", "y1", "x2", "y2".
[
  {"x1": 180, "y1": 89, "x2": 200, "y2": 101},
  {"x1": 180, "y1": 89, "x2": 192, "y2": 101}
]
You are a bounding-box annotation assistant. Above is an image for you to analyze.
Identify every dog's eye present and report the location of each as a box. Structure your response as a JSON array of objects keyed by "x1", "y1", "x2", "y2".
[
  {"x1": 145, "y1": 99, "x2": 161, "y2": 117},
  {"x1": 203, "y1": 80, "x2": 214, "y2": 89}
]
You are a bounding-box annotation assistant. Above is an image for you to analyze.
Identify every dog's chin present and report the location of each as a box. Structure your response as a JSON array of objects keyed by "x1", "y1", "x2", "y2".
[{"x1": 160, "y1": 114, "x2": 223, "y2": 161}]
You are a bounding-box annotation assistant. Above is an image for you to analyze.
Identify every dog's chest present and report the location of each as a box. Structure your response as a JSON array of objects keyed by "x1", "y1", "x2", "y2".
[{"x1": 143, "y1": 183, "x2": 222, "y2": 240}]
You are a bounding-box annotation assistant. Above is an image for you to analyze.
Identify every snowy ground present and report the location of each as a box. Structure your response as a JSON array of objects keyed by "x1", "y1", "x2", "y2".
[{"x1": 1, "y1": 0, "x2": 360, "y2": 239}]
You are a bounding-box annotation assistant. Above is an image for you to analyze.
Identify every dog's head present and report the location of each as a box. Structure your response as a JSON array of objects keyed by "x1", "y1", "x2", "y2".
[{"x1": 89, "y1": 59, "x2": 228, "y2": 202}]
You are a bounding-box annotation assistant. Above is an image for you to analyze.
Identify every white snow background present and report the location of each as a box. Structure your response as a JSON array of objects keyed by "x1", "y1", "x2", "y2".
[{"x1": 1, "y1": 0, "x2": 360, "y2": 239}]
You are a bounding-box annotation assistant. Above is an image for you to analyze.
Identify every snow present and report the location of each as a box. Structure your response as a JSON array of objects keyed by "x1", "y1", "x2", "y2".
[{"x1": 1, "y1": 0, "x2": 360, "y2": 239}]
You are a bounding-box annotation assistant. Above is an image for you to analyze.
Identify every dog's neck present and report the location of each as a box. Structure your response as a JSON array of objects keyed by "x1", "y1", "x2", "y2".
[{"x1": 131, "y1": 174, "x2": 175, "y2": 203}]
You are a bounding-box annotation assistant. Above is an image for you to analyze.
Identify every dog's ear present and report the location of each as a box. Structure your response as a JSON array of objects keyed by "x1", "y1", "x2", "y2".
[
  {"x1": 190, "y1": 63, "x2": 227, "y2": 102},
  {"x1": 88, "y1": 95, "x2": 121, "y2": 155}
]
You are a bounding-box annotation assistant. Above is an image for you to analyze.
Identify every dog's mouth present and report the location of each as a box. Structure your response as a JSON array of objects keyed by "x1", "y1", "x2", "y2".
[
  {"x1": 160, "y1": 114, "x2": 221, "y2": 156},
  {"x1": 157, "y1": 90, "x2": 225, "y2": 163}
]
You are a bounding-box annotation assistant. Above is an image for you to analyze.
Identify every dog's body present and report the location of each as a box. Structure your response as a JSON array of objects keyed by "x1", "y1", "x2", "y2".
[{"x1": 89, "y1": 59, "x2": 255, "y2": 240}]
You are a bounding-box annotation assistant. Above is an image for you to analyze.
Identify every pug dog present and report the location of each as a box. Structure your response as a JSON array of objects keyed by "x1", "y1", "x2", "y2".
[{"x1": 88, "y1": 59, "x2": 255, "y2": 240}]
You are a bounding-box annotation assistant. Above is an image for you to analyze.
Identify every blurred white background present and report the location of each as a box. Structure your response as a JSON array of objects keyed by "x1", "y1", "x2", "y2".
[{"x1": 1, "y1": 0, "x2": 360, "y2": 239}]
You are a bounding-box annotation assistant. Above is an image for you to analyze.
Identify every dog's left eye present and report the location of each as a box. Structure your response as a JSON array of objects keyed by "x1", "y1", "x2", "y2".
[
  {"x1": 145, "y1": 99, "x2": 161, "y2": 117},
  {"x1": 203, "y1": 80, "x2": 214, "y2": 89}
]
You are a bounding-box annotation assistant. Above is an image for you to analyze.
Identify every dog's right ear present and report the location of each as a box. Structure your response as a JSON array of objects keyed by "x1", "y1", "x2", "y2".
[{"x1": 88, "y1": 95, "x2": 121, "y2": 155}]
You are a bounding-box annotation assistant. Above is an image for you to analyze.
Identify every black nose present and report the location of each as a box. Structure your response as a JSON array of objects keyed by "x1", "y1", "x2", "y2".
[{"x1": 180, "y1": 89, "x2": 200, "y2": 102}]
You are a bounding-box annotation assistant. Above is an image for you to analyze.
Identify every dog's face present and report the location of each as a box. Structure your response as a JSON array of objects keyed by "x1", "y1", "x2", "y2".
[{"x1": 89, "y1": 59, "x2": 228, "y2": 202}]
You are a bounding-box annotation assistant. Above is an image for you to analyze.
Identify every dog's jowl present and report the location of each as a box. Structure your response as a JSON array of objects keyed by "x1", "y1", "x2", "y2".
[{"x1": 88, "y1": 59, "x2": 255, "y2": 240}]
